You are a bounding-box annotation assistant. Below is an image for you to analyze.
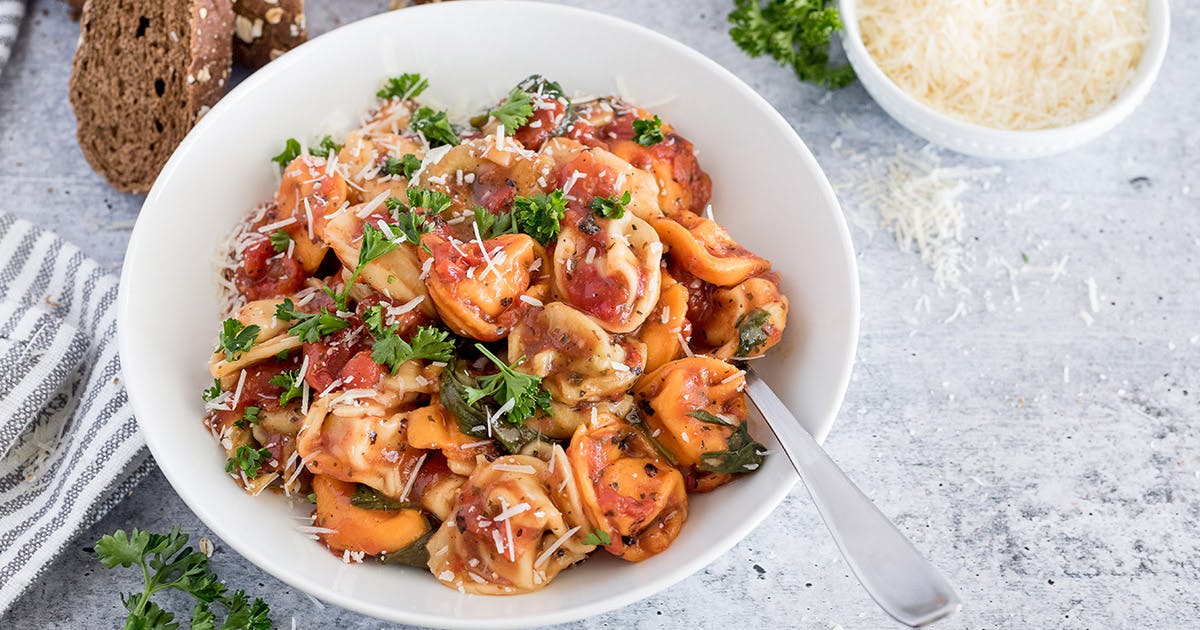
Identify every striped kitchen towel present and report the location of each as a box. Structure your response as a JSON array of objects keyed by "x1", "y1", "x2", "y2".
[
  {"x1": 0, "y1": 213, "x2": 151, "y2": 615},
  {"x1": 0, "y1": 0, "x2": 24, "y2": 82}
]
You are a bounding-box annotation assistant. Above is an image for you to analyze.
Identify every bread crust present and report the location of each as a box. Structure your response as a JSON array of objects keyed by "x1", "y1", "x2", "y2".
[
  {"x1": 70, "y1": 0, "x2": 234, "y2": 193},
  {"x1": 232, "y1": 0, "x2": 306, "y2": 68}
]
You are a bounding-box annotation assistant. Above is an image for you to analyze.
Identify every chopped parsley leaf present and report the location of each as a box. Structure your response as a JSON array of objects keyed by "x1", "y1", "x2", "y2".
[
  {"x1": 512, "y1": 190, "x2": 567, "y2": 245},
  {"x1": 590, "y1": 190, "x2": 631, "y2": 219},
  {"x1": 411, "y1": 106, "x2": 460, "y2": 147},
  {"x1": 489, "y1": 86, "x2": 534, "y2": 133},
  {"x1": 225, "y1": 444, "x2": 272, "y2": 479},
  {"x1": 202, "y1": 378, "x2": 222, "y2": 402},
  {"x1": 631, "y1": 115, "x2": 665, "y2": 146},
  {"x1": 581, "y1": 528, "x2": 612, "y2": 546},
  {"x1": 271, "y1": 138, "x2": 302, "y2": 169},
  {"x1": 376, "y1": 72, "x2": 429, "y2": 101},
  {"x1": 474, "y1": 205, "x2": 516, "y2": 240},
  {"x1": 318, "y1": 135, "x2": 342, "y2": 156},
  {"x1": 384, "y1": 153, "x2": 422, "y2": 179},
  {"x1": 372, "y1": 325, "x2": 455, "y2": 375},
  {"x1": 269, "y1": 369, "x2": 303, "y2": 406},
  {"x1": 275, "y1": 298, "x2": 349, "y2": 342},
  {"x1": 218, "y1": 319, "x2": 260, "y2": 362},
  {"x1": 269, "y1": 229, "x2": 292, "y2": 253},
  {"x1": 234, "y1": 406, "x2": 261, "y2": 429}
]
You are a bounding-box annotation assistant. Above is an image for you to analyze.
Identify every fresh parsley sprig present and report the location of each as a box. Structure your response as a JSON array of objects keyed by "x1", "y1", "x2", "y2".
[
  {"x1": 488, "y1": 86, "x2": 535, "y2": 134},
  {"x1": 377, "y1": 72, "x2": 430, "y2": 101},
  {"x1": 269, "y1": 369, "x2": 303, "y2": 406},
  {"x1": 218, "y1": 319, "x2": 259, "y2": 362},
  {"x1": 464, "y1": 343, "x2": 552, "y2": 426},
  {"x1": 590, "y1": 190, "x2": 631, "y2": 220},
  {"x1": 728, "y1": 0, "x2": 855, "y2": 89},
  {"x1": 275, "y1": 298, "x2": 349, "y2": 343},
  {"x1": 411, "y1": 106, "x2": 460, "y2": 147},
  {"x1": 632, "y1": 115, "x2": 665, "y2": 146},
  {"x1": 511, "y1": 190, "x2": 567, "y2": 245},
  {"x1": 94, "y1": 527, "x2": 271, "y2": 630}
]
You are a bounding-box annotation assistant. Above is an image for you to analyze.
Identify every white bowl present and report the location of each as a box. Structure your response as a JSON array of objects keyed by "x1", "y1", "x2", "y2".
[
  {"x1": 838, "y1": 0, "x2": 1170, "y2": 159},
  {"x1": 117, "y1": 2, "x2": 859, "y2": 627}
]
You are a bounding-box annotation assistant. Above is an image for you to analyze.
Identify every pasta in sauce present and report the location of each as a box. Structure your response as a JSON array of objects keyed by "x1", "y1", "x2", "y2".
[{"x1": 204, "y1": 73, "x2": 788, "y2": 594}]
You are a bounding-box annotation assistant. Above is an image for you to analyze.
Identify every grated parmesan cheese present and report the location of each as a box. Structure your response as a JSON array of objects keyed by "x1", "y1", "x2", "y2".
[{"x1": 858, "y1": 0, "x2": 1149, "y2": 130}]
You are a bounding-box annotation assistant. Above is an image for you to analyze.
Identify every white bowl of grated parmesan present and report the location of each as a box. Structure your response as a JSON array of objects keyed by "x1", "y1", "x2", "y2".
[{"x1": 838, "y1": 0, "x2": 1170, "y2": 159}]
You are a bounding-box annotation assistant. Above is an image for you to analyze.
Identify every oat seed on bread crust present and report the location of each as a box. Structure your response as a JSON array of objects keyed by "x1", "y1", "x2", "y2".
[
  {"x1": 69, "y1": 0, "x2": 234, "y2": 193},
  {"x1": 232, "y1": 0, "x2": 306, "y2": 69}
]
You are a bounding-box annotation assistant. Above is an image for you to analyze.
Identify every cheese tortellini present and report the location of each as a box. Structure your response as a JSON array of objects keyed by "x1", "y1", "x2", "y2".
[{"x1": 207, "y1": 73, "x2": 789, "y2": 595}]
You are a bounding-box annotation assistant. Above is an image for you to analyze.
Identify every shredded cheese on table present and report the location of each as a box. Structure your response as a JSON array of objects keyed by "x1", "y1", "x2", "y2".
[{"x1": 858, "y1": 0, "x2": 1149, "y2": 130}]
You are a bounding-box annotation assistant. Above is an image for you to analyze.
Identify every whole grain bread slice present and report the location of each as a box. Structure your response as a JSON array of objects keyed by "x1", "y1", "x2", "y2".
[
  {"x1": 70, "y1": 0, "x2": 234, "y2": 193},
  {"x1": 232, "y1": 0, "x2": 306, "y2": 68}
]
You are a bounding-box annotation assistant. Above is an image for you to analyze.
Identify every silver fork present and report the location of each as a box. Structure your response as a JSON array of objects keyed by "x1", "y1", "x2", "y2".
[{"x1": 743, "y1": 367, "x2": 961, "y2": 627}]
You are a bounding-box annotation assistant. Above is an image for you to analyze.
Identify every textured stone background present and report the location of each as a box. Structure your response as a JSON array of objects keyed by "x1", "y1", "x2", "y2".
[{"x1": 2, "y1": 0, "x2": 1198, "y2": 628}]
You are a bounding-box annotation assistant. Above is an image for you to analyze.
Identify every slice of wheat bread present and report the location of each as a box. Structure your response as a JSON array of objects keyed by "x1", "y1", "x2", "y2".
[
  {"x1": 232, "y1": 0, "x2": 305, "y2": 68},
  {"x1": 70, "y1": 0, "x2": 233, "y2": 193}
]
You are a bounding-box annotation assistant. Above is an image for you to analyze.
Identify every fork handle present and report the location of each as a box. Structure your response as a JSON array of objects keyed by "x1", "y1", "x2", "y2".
[{"x1": 743, "y1": 368, "x2": 961, "y2": 627}]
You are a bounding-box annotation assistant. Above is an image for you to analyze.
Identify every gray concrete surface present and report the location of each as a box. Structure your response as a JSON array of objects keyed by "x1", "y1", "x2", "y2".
[{"x1": 2, "y1": 0, "x2": 1198, "y2": 628}]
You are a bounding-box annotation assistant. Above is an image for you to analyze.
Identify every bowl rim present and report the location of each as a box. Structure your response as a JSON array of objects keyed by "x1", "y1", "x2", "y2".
[
  {"x1": 836, "y1": 0, "x2": 1171, "y2": 140},
  {"x1": 117, "y1": 1, "x2": 861, "y2": 627}
]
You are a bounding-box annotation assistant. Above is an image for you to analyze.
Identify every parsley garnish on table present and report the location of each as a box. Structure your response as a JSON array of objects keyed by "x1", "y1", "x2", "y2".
[
  {"x1": 464, "y1": 343, "x2": 552, "y2": 425},
  {"x1": 729, "y1": 0, "x2": 855, "y2": 89},
  {"x1": 95, "y1": 527, "x2": 271, "y2": 630}
]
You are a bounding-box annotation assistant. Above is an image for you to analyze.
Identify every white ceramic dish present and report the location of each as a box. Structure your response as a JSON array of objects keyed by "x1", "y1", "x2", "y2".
[
  {"x1": 838, "y1": 0, "x2": 1170, "y2": 159},
  {"x1": 117, "y1": 2, "x2": 859, "y2": 627}
]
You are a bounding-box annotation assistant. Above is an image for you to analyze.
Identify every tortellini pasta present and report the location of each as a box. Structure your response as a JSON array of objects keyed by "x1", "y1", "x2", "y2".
[
  {"x1": 318, "y1": 203, "x2": 432, "y2": 310},
  {"x1": 697, "y1": 277, "x2": 789, "y2": 359},
  {"x1": 567, "y1": 413, "x2": 688, "y2": 561},
  {"x1": 426, "y1": 453, "x2": 592, "y2": 594},
  {"x1": 419, "y1": 232, "x2": 551, "y2": 341},
  {"x1": 336, "y1": 131, "x2": 424, "y2": 204},
  {"x1": 275, "y1": 155, "x2": 348, "y2": 273},
  {"x1": 507, "y1": 302, "x2": 645, "y2": 404},
  {"x1": 652, "y1": 211, "x2": 769, "y2": 287},
  {"x1": 634, "y1": 357, "x2": 755, "y2": 491}
]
